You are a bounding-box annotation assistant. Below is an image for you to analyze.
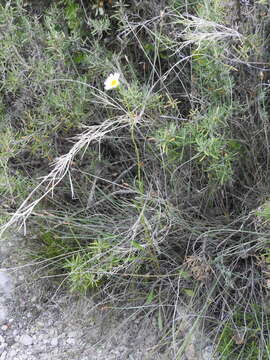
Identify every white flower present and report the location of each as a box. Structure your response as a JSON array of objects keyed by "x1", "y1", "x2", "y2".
[{"x1": 104, "y1": 72, "x2": 120, "y2": 91}]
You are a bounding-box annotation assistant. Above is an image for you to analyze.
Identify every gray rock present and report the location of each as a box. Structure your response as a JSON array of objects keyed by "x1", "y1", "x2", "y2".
[
  {"x1": 67, "y1": 330, "x2": 79, "y2": 338},
  {"x1": 19, "y1": 334, "x2": 34, "y2": 346},
  {"x1": 0, "y1": 351, "x2": 6, "y2": 360},
  {"x1": 66, "y1": 337, "x2": 76, "y2": 345},
  {"x1": 202, "y1": 345, "x2": 214, "y2": 360},
  {"x1": 0, "y1": 272, "x2": 14, "y2": 298},
  {"x1": 0, "y1": 343, "x2": 7, "y2": 354},
  {"x1": 185, "y1": 343, "x2": 197, "y2": 360},
  {"x1": 50, "y1": 337, "x2": 58, "y2": 347},
  {"x1": 0, "y1": 306, "x2": 8, "y2": 325},
  {"x1": 7, "y1": 349, "x2": 17, "y2": 358}
]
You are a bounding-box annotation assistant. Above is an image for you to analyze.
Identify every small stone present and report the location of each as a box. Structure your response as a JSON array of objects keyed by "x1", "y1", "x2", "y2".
[
  {"x1": 0, "y1": 306, "x2": 8, "y2": 325},
  {"x1": 36, "y1": 321, "x2": 44, "y2": 328},
  {"x1": 0, "y1": 272, "x2": 14, "y2": 298},
  {"x1": 8, "y1": 349, "x2": 17, "y2": 358},
  {"x1": 0, "y1": 351, "x2": 7, "y2": 360},
  {"x1": 66, "y1": 337, "x2": 76, "y2": 345},
  {"x1": 18, "y1": 275, "x2": 24, "y2": 282},
  {"x1": 5, "y1": 337, "x2": 15, "y2": 347},
  {"x1": 202, "y1": 345, "x2": 214, "y2": 360},
  {"x1": 48, "y1": 328, "x2": 56, "y2": 337},
  {"x1": 51, "y1": 338, "x2": 58, "y2": 347},
  {"x1": 0, "y1": 336, "x2": 4, "y2": 344},
  {"x1": 0, "y1": 326, "x2": 7, "y2": 332},
  {"x1": 0, "y1": 343, "x2": 7, "y2": 353},
  {"x1": 68, "y1": 330, "x2": 78, "y2": 338},
  {"x1": 185, "y1": 343, "x2": 197, "y2": 360},
  {"x1": 19, "y1": 334, "x2": 33, "y2": 346}
]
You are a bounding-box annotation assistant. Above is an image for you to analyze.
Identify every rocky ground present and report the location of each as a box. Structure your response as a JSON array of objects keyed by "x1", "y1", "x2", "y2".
[{"x1": 0, "y1": 230, "x2": 214, "y2": 360}]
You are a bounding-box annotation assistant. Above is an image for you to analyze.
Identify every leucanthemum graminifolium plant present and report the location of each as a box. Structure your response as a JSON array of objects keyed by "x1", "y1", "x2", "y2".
[{"x1": 1, "y1": 0, "x2": 270, "y2": 358}]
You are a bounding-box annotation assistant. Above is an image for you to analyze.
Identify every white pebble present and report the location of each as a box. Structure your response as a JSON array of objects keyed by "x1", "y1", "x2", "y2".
[
  {"x1": 0, "y1": 343, "x2": 7, "y2": 352},
  {"x1": 0, "y1": 306, "x2": 8, "y2": 325},
  {"x1": 202, "y1": 345, "x2": 214, "y2": 360},
  {"x1": 0, "y1": 272, "x2": 14, "y2": 298},
  {"x1": 8, "y1": 349, "x2": 18, "y2": 358},
  {"x1": 51, "y1": 338, "x2": 58, "y2": 347},
  {"x1": 19, "y1": 334, "x2": 33, "y2": 346},
  {"x1": 66, "y1": 337, "x2": 76, "y2": 345},
  {"x1": 68, "y1": 330, "x2": 78, "y2": 338},
  {"x1": 0, "y1": 351, "x2": 7, "y2": 360}
]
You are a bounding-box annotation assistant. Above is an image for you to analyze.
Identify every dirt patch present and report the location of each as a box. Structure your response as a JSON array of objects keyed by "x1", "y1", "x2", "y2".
[
  {"x1": 0, "y1": 230, "x2": 214, "y2": 360},
  {"x1": 0, "y1": 231, "x2": 166, "y2": 360}
]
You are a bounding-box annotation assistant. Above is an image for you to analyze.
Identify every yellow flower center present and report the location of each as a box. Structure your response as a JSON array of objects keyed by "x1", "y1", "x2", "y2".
[{"x1": 111, "y1": 79, "x2": 118, "y2": 87}]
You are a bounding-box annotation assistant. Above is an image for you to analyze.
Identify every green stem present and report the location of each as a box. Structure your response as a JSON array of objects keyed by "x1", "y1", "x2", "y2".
[{"x1": 130, "y1": 118, "x2": 143, "y2": 192}]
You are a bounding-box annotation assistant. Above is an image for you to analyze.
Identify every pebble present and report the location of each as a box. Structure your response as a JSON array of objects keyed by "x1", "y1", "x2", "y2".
[
  {"x1": 0, "y1": 336, "x2": 4, "y2": 344},
  {"x1": 7, "y1": 349, "x2": 17, "y2": 358},
  {"x1": 0, "y1": 272, "x2": 14, "y2": 298},
  {"x1": 48, "y1": 328, "x2": 56, "y2": 337},
  {"x1": 0, "y1": 351, "x2": 6, "y2": 360},
  {"x1": 68, "y1": 330, "x2": 78, "y2": 338},
  {"x1": 36, "y1": 321, "x2": 44, "y2": 328},
  {"x1": 19, "y1": 334, "x2": 34, "y2": 346},
  {"x1": 66, "y1": 337, "x2": 76, "y2": 345},
  {"x1": 0, "y1": 306, "x2": 8, "y2": 325},
  {"x1": 185, "y1": 343, "x2": 197, "y2": 360},
  {"x1": 0, "y1": 343, "x2": 7, "y2": 353},
  {"x1": 51, "y1": 338, "x2": 58, "y2": 347},
  {"x1": 202, "y1": 345, "x2": 214, "y2": 360}
]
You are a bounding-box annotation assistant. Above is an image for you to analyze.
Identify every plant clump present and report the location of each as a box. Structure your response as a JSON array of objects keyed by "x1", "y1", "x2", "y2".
[{"x1": 1, "y1": 0, "x2": 270, "y2": 358}]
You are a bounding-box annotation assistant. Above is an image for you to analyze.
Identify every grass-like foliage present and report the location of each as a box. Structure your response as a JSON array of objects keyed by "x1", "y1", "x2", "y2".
[{"x1": 1, "y1": 0, "x2": 270, "y2": 358}]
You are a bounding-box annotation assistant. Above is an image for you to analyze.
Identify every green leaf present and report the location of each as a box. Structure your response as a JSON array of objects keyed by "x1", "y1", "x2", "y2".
[
  {"x1": 131, "y1": 241, "x2": 145, "y2": 250},
  {"x1": 183, "y1": 288, "x2": 195, "y2": 297},
  {"x1": 146, "y1": 290, "x2": 155, "y2": 304},
  {"x1": 178, "y1": 270, "x2": 190, "y2": 279}
]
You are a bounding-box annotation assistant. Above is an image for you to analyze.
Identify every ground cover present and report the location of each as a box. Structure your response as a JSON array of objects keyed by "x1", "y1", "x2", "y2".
[{"x1": 1, "y1": 0, "x2": 270, "y2": 358}]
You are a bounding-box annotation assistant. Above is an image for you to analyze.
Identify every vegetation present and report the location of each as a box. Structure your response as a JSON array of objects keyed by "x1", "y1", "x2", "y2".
[{"x1": 1, "y1": 0, "x2": 270, "y2": 358}]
